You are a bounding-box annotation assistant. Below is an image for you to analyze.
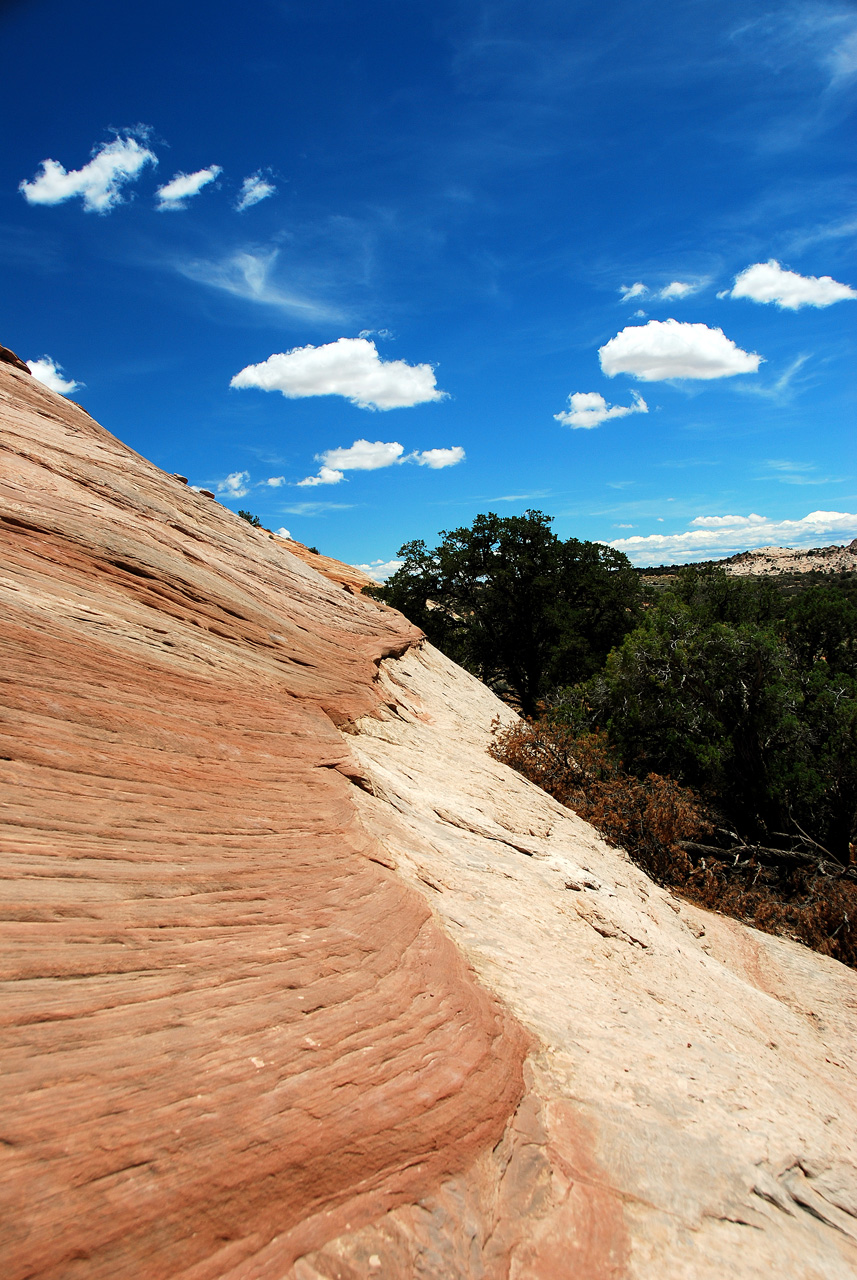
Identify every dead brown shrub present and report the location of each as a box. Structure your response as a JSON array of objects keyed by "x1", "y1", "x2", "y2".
[
  {"x1": 489, "y1": 718, "x2": 710, "y2": 886},
  {"x1": 490, "y1": 716, "x2": 857, "y2": 968}
]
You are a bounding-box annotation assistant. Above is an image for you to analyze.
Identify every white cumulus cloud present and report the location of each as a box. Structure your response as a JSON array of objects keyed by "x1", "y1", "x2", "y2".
[
  {"x1": 231, "y1": 337, "x2": 445, "y2": 410},
  {"x1": 320, "y1": 439, "x2": 406, "y2": 471},
  {"x1": 555, "y1": 390, "x2": 648, "y2": 430},
  {"x1": 689, "y1": 514, "x2": 768, "y2": 528},
  {"x1": 236, "y1": 172, "x2": 276, "y2": 211},
  {"x1": 217, "y1": 470, "x2": 251, "y2": 498},
  {"x1": 730, "y1": 259, "x2": 856, "y2": 309},
  {"x1": 599, "y1": 319, "x2": 762, "y2": 381},
  {"x1": 659, "y1": 281, "x2": 698, "y2": 299},
  {"x1": 413, "y1": 445, "x2": 465, "y2": 467},
  {"x1": 156, "y1": 165, "x2": 221, "y2": 210},
  {"x1": 26, "y1": 355, "x2": 81, "y2": 394},
  {"x1": 620, "y1": 282, "x2": 647, "y2": 301},
  {"x1": 19, "y1": 134, "x2": 157, "y2": 213},
  {"x1": 609, "y1": 510, "x2": 857, "y2": 564},
  {"x1": 275, "y1": 527, "x2": 292, "y2": 539},
  {"x1": 297, "y1": 438, "x2": 464, "y2": 485},
  {"x1": 264, "y1": 476, "x2": 286, "y2": 487},
  {"x1": 353, "y1": 558, "x2": 405, "y2": 583},
  {"x1": 297, "y1": 465, "x2": 346, "y2": 488}
]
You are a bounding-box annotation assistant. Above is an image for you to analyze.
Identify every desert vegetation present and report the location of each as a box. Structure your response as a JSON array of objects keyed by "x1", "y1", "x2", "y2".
[{"x1": 370, "y1": 512, "x2": 857, "y2": 965}]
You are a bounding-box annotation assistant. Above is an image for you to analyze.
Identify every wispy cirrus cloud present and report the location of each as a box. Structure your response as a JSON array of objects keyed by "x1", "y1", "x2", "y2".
[
  {"x1": 176, "y1": 248, "x2": 340, "y2": 321},
  {"x1": 19, "y1": 132, "x2": 157, "y2": 213},
  {"x1": 762, "y1": 459, "x2": 845, "y2": 486},
  {"x1": 731, "y1": 5, "x2": 857, "y2": 88},
  {"x1": 278, "y1": 500, "x2": 355, "y2": 516},
  {"x1": 733, "y1": 353, "x2": 812, "y2": 403}
]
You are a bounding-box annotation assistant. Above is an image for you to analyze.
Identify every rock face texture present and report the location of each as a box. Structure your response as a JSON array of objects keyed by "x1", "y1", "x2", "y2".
[
  {"x1": 2, "y1": 355, "x2": 857, "y2": 1279},
  {"x1": 0, "y1": 362, "x2": 527, "y2": 1279}
]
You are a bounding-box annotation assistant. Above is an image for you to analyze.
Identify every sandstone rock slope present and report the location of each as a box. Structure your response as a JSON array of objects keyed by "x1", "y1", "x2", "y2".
[{"x1": 1, "y1": 356, "x2": 856, "y2": 1279}]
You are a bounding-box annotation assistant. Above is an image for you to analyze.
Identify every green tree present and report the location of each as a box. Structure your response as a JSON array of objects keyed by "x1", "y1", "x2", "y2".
[
  {"x1": 370, "y1": 510, "x2": 641, "y2": 716},
  {"x1": 238, "y1": 509, "x2": 262, "y2": 528},
  {"x1": 573, "y1": 572, "x2": 857, "y2": 856}
]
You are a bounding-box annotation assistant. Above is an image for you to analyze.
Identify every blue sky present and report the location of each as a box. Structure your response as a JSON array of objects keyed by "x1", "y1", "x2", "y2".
[{"x1": 1, "y1": 0, "x2": 855, "y2": 571}]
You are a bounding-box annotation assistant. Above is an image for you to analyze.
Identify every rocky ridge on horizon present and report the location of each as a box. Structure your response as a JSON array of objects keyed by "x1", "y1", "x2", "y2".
[
  {"x1": 2, "y1": 348, "x2": 857, "y2": 1279},
  {"x1": 640, "y1": 539, "x2": 857, "y2": 580},
  {"x1": 722, "y1": 541, "x2": 857, "y2": 577}
]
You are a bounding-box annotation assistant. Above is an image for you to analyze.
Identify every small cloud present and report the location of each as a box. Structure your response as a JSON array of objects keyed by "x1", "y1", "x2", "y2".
[
  {"x1": 264, "y1": 475, "x2": 286, "y2": 487},
  {"x1": 156, "y1": 165, "x2": 221, "y2": 211},
  {"x1": 353, "y1": 558, "x2": 404, "y2": 583},
  {"x1": 236, "y1": 171, "x2": 276, "y2": 211},
  {"x1": 599, "y1": 319, "x2": 762, "y2": 381},
  {"x1": 217, "y1": 469, "x2": 251, "y2": 499},
  {"x1": 412, "y1": 445, "x2": 465, "y2": 468},
  {"x1": 614, "y1": 523, "x2": 634, "y2": 528},
  {"x1": 279, "y1": 500, "x2": 354, "y2": 516},
  {"x1": 358, "y1": 328, "x2": 394, "y2": 340},
  {"x1": 275, "y1": 527, "x2": 292, "y2": 539},
  {"x1": 19, "y1": 132, "x2": 157, "y2": 213},
  {"x1": 297, "y1": 465, "x2": 346, "y2": 488},
  {"x1": 633, "y1": 309, "x2": 647, "y2": 318},
  {"x1": 319, "y1": 439, "x2": 405, "y2": 471},
  {"x1": 26, "y1": 355, "x2": 81, "y2": 395},
  {"x1": 659, "y1": 281, "x2": 699, "y2": 300},
  {"x1": 555, "y1": 390, "x2": 648, "y2": 430},
  {"x1": 716, "y1": 290, "x2": 729, "y2": 299},
  {"x1": 297, "y1": 440, "x2": 403, "y2": 486},
  {"x1": 296, "y1": 437, "x2": 464, "y2": 485},
  {"x1": 619, "y1": 282, "x2": 647, "y2": 301},
  {"x1": 231, "y1": 337, "x2": 446, "y2": 411},
  {"x1": 485, "y1": 491, "x2": 551, "y2": 503},
  {"x1": 730, "y1": 259, "x2": 856, "y2": 309}
]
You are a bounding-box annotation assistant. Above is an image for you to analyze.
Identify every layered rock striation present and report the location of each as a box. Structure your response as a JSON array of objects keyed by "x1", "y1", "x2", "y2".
[
  {"x1": 0, "y1": 360, "x2": 527, "y2": 1278},
  {"x1": 2, "y1": 354, "x2": 856, "y2": 1278}
]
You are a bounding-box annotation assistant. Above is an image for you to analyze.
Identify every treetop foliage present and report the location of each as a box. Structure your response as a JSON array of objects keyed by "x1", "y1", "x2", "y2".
[{"x1": 369, "y1": 510, "x2": 642, "y2": 716}]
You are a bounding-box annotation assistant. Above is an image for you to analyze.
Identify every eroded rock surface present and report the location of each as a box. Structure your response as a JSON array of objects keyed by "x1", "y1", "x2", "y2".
[
  {"x1": 339, "y1": 643, "x2": 857, "y2": 1278},
  {"x1": 0, "y1": 361, "x2": 527, "y2": 1279},
  {"x1": 2, "y1": 355, "x2": 857, "y2": 1279}
]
